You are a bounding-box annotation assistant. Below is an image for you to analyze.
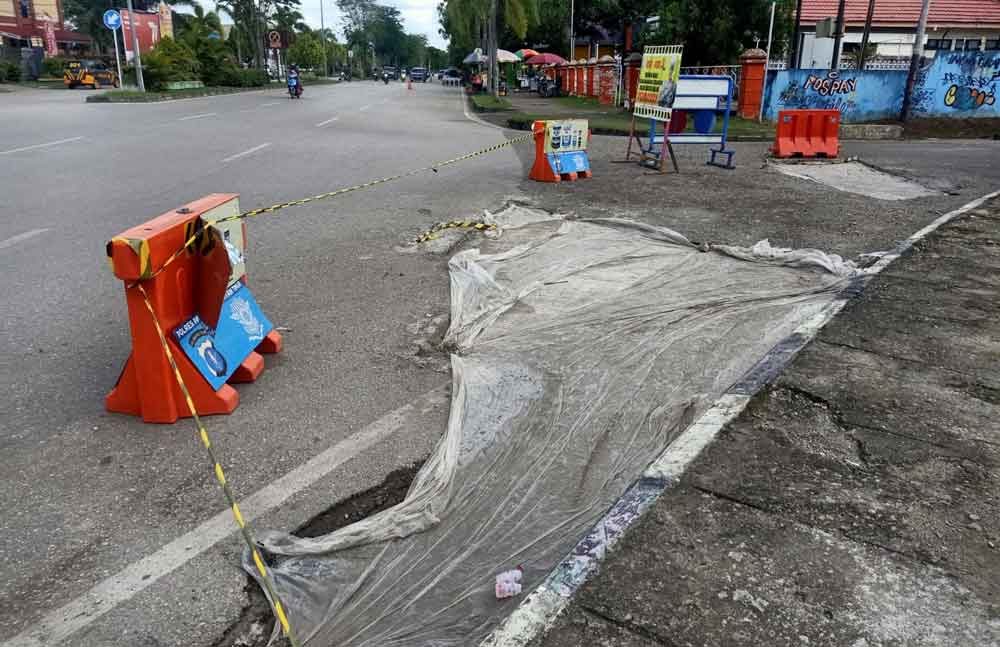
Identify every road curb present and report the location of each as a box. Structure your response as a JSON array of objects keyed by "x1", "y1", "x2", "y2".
[{"x1": 480, "y1": 189, "x2": 1000, "y2": 647}]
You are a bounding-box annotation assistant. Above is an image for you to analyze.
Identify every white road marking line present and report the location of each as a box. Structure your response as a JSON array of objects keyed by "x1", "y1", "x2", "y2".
[
  {"x1": 359, "y1": 104, "x2": 371, "y2": 111},
  {"x1": 0, "y1": 387, "x2": 447, "y2": 647},
  {"x1": 0, "y1": 137, "x2": 84, "y2": 155},
  {"x1": 221, "y1": 142, "x2": 271, "y2": 163},
  {"x1": 178, "y1": 112, "x2": 217, "y2": 121},
  {"x1": 0, "y1": 228, "x2": 49, "y2": 251},
  {"x1": 261, "y1": 102, "x2": 280, "y2": 107},
  {"x1": 316, "y1": 116, "x2": 339, "y2": 127}
]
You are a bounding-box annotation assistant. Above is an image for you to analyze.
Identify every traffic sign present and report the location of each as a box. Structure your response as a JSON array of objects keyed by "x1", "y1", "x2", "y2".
[{"x1": 103, "y1": 9, "x2": 121, "y2": 30}]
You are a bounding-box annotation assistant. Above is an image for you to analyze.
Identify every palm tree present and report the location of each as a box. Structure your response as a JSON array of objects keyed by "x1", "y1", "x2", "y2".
[{"x1": 445, "y1": 0, "x2": 536, "y2": 97}]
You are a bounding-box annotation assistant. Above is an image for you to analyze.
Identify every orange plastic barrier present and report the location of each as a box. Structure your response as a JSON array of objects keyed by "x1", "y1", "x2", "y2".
[
  {"x1": 772, "y1": 109, "x2": 840, "y2": 158},
  {"x1": 106, "y1": 194, "x2": 282, "y2": 423},
  {"x1": 529, "y1": 120, "x2": 593, "y2": 183}
]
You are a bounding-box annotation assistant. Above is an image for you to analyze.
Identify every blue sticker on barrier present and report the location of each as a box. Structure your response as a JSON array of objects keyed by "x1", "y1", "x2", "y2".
[
  {"x1": 548, "y1": 151, "x2": 591, "y2": 175},
  {"x1": 173, "y1": 282, "x2": 273, "y2": 390}
]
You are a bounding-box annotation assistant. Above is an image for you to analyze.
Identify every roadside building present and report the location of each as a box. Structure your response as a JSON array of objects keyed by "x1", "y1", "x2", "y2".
[
  {"x1": 795, "y1": 0, "x2": 1000, "y2": 68},
  {"x1": 0, "y1": 0, "x2": 90, "y2": 55}
]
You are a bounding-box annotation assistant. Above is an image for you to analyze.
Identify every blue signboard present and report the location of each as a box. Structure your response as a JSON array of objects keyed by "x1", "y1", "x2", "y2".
[
  {"x1": 103, "y1": 9, "x2": 121, "y2": 30},
  {"x1": 173, "y1": 282, "x2": 273, "y2": 390},
  {"x1": 547, "y1": 151, "x2": 591, "y2": 175}
]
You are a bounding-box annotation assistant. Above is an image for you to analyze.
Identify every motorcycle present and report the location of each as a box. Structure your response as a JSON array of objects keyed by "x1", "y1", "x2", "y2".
[
  {"x1": 287, "y1": 74, "x2": 302, "y2": 99},
  {"x1": 382, "y1": 72, "x2": 390, "y2": 85}
]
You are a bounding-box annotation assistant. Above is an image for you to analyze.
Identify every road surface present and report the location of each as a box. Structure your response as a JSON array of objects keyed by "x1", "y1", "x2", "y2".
[{"x1": 0, "y1": 81, "x2": 524, "y2": 647}]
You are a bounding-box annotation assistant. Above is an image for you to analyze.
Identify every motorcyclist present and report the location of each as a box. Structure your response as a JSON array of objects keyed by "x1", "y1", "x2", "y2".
[
  {"x1": 382, "y1": 68, "x2": 390, "y2": 84},
  {"x1": 288, "y1": 64, "x2": 302, "y2": 97}
]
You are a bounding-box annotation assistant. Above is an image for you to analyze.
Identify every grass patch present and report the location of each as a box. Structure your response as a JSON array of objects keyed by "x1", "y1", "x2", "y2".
[
  {"x1": 17, "y1": 78, "x2": 66, "y2": 89},
  {"x1": 470, "y1": 94, "x2": 512, "y2": 112},
  {"x1": 506, "y1": 106, "x2": 774, "y2": 139},
  {"x1": 86, "y1": 85, "x2": 272, "y2": 103},
  {"x1": 900, "y1": 117, "x2": 1000, "y2": 139}
]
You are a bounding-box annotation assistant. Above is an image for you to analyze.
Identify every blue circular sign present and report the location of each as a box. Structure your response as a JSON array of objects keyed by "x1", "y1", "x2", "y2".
[{"x1": 103, "y1": 9, "x2": 121, "y2": 30}]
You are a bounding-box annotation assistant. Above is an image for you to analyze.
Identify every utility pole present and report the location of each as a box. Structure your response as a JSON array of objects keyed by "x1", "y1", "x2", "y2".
[
  {"x1": 124, "y1": 0, "x2": 145, "y2": 91},
  {"x1": 569, "y1": 0, "x2": 575, "y2": 61},
  {"x1": 760, "y1": 1, "x2": 776, "y2": 122},
  {"x1": 831, "y1": 0, "x2": 846, "y2": 70},
  {"x1": 859, "y1": 0, "x2": 877, "y2": 69},
  {"x1": 901, "y1": 0, "x2": 931, "y2": 121},
  {"x1": 319, "y1": 0, "x2": 327, "y2": 76},
  {"x1": 790, "y1": 0, "x2": 804, "y2": 68}
]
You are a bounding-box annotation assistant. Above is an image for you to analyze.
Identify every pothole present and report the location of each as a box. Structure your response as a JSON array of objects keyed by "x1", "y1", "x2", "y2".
[
  {"x1": 771, "y1": 160, "x2": 942, "y2": 201},
  {"x1": 215, "y1": 462, "x2": 424, "y2": 647}
]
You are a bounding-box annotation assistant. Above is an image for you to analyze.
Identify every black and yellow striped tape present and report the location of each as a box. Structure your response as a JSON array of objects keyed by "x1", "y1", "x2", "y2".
[
  {"x1": 133, "y1": 132, "x2": 532, "y2": 288},
  {"x1": 415, "y1": 220, "x2": 498, "y2": 243},
  {"x1": 136, "y1": 284, "x2": 300, "y2": 647}
]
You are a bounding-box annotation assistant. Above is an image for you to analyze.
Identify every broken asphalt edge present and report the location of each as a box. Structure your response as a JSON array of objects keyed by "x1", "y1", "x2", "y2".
[{"x1": 479, "y1": 188, "x2": 1000, "y2": 647}]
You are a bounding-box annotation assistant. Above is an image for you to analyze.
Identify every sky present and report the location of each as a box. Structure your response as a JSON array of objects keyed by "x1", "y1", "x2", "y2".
[{"x1": 295, "y1": 0, "x2": 448, "y2": 49}]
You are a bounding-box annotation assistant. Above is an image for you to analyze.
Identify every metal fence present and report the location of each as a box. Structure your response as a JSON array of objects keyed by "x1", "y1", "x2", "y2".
[
  {"x1": 767, "y1": 57, "x2": 909, "y2": 71},
  {"x1": 680, "y1": 64, "x2": 742, "y2": 101}
]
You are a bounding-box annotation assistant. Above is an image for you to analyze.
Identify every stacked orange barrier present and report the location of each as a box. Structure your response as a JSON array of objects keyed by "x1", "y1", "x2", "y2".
[
  {"x1": 106, "y1": 194, "x2": 281, "y2": 423},
  {"x1": 772, "y1": 109, "x2": 841, "y2": 158}
]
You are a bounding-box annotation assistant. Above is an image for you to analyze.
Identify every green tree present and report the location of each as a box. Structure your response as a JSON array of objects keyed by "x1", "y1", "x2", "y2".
[{"x1": 287, "y1": 30, "x2": 325, "y2": 67}]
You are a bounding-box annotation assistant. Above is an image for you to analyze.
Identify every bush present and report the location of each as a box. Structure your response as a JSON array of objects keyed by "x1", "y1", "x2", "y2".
[
  {"x1": 140, "y1": 36, "x2": 199, "y2": 90},
  {"x1": 205, "y1": 65, "x2": 268, "y2": 87},
  {"x1": 0, "y1": 61, "x2": 21, "y2": 83},
  {"x1": 42, "y1": 56, "x2": 67, "y2": 78}
]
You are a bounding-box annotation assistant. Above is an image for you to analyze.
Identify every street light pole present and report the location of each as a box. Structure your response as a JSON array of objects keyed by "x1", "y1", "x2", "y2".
[
  {"x1": 859, "y1": 0, "x2": 877, "y2": 69},
  {"x1": 831, "y1": 0, "x2": 846, "y2": 70},
  {"x1": 319, "y1": 0, "x2": 328, "y2": 76},
  {"x1": 569, "y1": 0, "x2": 574, "y2": 60},
  {"x1": 124, "y1": 0, "x2": 145, "y2": 91},
  {"x1": 901, "y1": 0, "x2": 931, "y2": 121}
]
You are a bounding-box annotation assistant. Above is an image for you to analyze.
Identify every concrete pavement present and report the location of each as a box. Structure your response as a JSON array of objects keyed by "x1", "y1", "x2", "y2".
[
  {"x1": 0, "y1": 81, "x2": 524, "y2": 647},
  {"x1": 534, "y1": 196, "x2": 1000, "y2": 647}
]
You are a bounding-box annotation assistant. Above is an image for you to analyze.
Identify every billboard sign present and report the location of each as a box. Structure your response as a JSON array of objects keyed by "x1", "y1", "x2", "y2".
[{"x1": 633, "y1": 45, "x2": 683, "y2": 123}]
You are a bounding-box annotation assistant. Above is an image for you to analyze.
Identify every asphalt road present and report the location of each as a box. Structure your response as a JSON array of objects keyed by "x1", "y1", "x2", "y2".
[{"x1": 0, "y1": 81, "x2": 525, "y2": 646}]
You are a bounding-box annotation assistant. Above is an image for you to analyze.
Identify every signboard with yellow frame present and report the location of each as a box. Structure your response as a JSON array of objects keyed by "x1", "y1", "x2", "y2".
[{"x1": 633, "y1": 45, "x2": 683, "y2": 123}]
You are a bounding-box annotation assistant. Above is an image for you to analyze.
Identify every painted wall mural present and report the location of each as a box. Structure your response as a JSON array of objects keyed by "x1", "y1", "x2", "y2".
[
  {"x1": 762, "y1": 51, "x2": 1000, "y2": 121},
  {"x1": 913, "y1": 52, "x2": 999, "y2": 116},
  {"x1": 762, "y1": 69, "x2": 906, "y2": 122}
]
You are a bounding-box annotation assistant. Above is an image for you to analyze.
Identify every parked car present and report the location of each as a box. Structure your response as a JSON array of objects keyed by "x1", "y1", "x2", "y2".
[
  {"x1": 409, "y1": 67, "x2": 429, "y2": 82},
  {"x1": 436, "y1": 69, "x2": 446, "y2": 80},
  {"x1": 442, "y1": 67, "x2": 462, "y2": 86},
  {"x1": 63, "y1": 59, "x2": 118, "y2": 89}
]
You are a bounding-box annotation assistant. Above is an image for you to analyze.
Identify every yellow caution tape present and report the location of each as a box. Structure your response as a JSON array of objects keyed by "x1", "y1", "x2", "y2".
[
  {"x1": 135, "y1": 284, "x2": 301, "y2": 647},
  {"x1": 415, "y1": 219, "x2": 498, "y2": 243},
  {"x1": 134, "y1": 132, "x2": 532, "y2": 287}
]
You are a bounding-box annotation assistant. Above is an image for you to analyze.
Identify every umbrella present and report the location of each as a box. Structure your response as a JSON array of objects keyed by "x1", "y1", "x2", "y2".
[
  {"x1": 495, "y1": 49, "x2": 519, "y2": 63},
  {"x1": 524, "y1": 53, "x2": 567, "y2": 66},
  {"x1": 514, "y1": 48, "x2": 539, "y2": 60},
  {"x1": 463, "y1": 49, "x2": 487, "y2": 64}
]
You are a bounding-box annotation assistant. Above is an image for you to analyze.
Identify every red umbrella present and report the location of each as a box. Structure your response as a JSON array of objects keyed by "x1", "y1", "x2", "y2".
[{"x1": 523, "y1": 53, "x2": 567, "y2": 65}]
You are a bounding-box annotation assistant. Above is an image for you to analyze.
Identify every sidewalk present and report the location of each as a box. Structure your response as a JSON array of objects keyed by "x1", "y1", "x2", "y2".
[{"x1": 535, "y1": 196, "x2": 1000, "y2": 646}]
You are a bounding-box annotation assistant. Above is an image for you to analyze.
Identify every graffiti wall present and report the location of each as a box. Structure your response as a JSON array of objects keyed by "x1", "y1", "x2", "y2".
[
  {"x1": 762, "y1": 69, "x2": 907, "y2": 122},
  {"x1": 912, "y1": 51, "x2": 1000, "y2": 117}
]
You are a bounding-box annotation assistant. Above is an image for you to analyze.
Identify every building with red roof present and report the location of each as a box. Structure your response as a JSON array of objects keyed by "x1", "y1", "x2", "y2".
[
  {"x1": 0, "y1": 0, "x2": 91, "y2": 54},
  {"x1": 793, "y1": 0, "x2": 1000, "y2": 68}
]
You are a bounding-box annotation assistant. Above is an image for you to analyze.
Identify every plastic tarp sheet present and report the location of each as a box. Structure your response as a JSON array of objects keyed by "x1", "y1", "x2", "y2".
[{"x1": 247, "y1": 210, "x2": 857, "y2": 646}]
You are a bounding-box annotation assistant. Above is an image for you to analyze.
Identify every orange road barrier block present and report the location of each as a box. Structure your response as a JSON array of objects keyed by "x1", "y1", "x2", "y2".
[
  {"x1": 529, "y1": 120, "x2": 593, "y2": 183},
  {"x1": 106, "y1": 194, "x2": 282, "y2": 423},
  {"x1": 772, "y1": 109, "x2": 840, "y2": 159}
]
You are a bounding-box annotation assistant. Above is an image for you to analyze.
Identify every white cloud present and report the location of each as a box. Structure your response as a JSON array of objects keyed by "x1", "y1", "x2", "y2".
[{"x1": 295, "y1": 0, "x2": 448, "y2": 49}]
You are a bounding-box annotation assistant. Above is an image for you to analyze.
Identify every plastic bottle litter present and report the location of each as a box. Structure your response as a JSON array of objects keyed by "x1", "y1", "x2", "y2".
[{"x1": 495, "y1": 566, "x2": 523, "y2": 599}]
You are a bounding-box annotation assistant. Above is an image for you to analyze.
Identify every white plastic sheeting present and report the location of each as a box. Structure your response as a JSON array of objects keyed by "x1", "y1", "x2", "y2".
[{"x1": 247, "y1": 210, "x2": 857, "y2": 646}]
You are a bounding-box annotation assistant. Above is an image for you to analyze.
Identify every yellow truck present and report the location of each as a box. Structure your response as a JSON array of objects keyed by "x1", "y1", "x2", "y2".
[{"x1": 64, "y1": 60, "x2": 119, "y2": 89}]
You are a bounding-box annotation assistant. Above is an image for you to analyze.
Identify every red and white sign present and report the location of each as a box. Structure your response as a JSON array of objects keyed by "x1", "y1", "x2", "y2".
[
  {"x1": 43, "y1": 17, "x2": 57, "y2": 56},
  {"x1": 120, "y1": 9, "x2": 162, "y2": 60}
]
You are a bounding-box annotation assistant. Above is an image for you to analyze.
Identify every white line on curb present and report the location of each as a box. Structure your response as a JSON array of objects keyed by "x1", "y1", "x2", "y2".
[
  {"x1": 0, "y1": 386, "x2": 447, "y2": 647},
  {"x1": 0, "y1": 137, "x2": 84, "y2": 155},
  {"x1": 178, "y1": 112, "x2": 217, "y2": 121},
  {"x1": 316, "y1": 116, "x2": 339, "y2": 127},
  {"x1": 481, "y1": 188, "x2": 1000, "y2": 647},
  {"x1": 0, "y1": 228, "x2": 49, "y2": 251},
  {"x1": 221, "y1": 143, "x2": 271, "y2": 163}
]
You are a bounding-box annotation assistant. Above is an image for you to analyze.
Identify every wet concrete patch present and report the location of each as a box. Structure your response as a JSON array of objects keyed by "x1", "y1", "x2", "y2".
[{"x1": 771, "y1": 161, "x2": 942, "y2": 201}]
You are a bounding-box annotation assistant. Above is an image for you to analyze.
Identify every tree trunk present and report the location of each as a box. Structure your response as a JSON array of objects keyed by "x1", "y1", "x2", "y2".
[{"x1": 488, "y1": 0, "x2": 498, "y2": 98}]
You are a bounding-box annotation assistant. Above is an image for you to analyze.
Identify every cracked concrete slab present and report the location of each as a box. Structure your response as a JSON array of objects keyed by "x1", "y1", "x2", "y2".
[{"x1": 535, "y1": 198, "x2": 1000, "y2": 647}]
